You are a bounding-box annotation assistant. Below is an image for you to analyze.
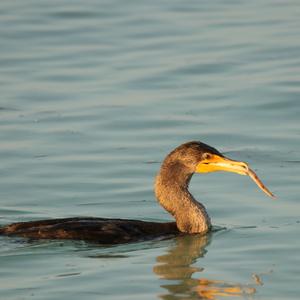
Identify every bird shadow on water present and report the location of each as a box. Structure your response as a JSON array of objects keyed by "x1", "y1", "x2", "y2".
[{"x1": 153, "y1": 231, "x2": 268, "y2": 300}]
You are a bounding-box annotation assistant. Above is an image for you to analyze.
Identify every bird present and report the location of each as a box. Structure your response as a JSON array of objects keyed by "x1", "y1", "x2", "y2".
[{"x1": 0, "y1": 141, "x2": 274, "y2": 244}]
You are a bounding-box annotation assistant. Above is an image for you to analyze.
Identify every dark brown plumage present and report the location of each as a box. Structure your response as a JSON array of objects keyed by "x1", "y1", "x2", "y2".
[
  {"x1": 0, "y1": 141, "x2": 274, "y2": 244},
  {"x1": 0, "y1": 217, "x2": 178, "y2": 244}
]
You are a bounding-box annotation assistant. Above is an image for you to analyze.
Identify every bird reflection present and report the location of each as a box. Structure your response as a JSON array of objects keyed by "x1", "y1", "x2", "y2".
[{"x1": 154, "y1": 234, "x2": 261, "y2": 300}]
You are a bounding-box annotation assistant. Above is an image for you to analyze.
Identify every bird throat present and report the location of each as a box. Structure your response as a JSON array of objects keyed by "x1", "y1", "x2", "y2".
[{"x1": 154, "y1": 162, "x2": 211, "y2": 234}]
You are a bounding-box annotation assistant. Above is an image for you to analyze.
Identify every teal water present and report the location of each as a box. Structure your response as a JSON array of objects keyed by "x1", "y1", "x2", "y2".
[{"x1": 0, "y1": 1, "x2": 299, "y2": 299}]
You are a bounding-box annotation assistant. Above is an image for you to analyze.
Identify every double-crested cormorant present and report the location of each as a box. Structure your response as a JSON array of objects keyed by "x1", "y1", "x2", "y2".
[{"x1": 0, "y1": 141, "x2": 274, "y2": 244}]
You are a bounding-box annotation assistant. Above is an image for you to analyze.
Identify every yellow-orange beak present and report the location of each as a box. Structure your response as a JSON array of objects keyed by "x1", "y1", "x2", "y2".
[{"x1": 196, "y1": 154, "x2": 275, "y2": 198}]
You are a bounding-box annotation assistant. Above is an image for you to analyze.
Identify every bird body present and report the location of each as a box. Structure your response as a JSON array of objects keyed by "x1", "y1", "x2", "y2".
[
  {"x1": 0, "y1": 217, "x2": 178, "y2": 244},
  {"x1": 0, "y1": 141, "x2": 274, "y2": 244}
]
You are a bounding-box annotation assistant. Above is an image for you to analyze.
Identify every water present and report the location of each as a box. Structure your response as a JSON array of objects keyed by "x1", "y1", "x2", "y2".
[{"x1": 0, "y1": 0, "x2": 299, "y2": 299}]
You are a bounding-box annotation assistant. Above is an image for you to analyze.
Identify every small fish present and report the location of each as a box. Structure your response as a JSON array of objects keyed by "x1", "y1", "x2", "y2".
[{"x1": 247, "y1": 168, "x2": 275, "y2": 198}]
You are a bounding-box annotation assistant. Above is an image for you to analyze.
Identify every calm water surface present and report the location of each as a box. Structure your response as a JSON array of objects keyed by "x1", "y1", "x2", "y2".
[{"x1": 0, "y1": 1, "x2": 299, "y2": 299}]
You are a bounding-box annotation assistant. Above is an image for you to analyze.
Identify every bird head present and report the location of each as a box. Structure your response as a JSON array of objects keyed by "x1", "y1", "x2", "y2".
[{"x1": 172, "y1": 141, "x2": 275, "y2": 198}]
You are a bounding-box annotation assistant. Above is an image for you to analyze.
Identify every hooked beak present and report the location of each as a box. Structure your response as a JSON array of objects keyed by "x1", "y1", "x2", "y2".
[{"x1": 196, "y1": 154, "x2": 275, "y2": 198}]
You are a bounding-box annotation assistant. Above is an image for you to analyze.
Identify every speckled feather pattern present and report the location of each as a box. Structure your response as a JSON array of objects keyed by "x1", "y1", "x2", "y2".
[{"x1": 0, "y1": 141, "x2": 219, "y2": 242}]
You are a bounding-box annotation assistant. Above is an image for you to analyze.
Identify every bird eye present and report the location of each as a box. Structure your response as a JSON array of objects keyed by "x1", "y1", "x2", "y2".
[{"x1": 203, "y1": 153, "x2": 212, "y2": 160}]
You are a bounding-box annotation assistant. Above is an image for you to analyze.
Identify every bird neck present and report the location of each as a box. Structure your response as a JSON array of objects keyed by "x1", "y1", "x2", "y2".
[{"x1": 154, "y1": 161, "x2": 211, "y2": 234}]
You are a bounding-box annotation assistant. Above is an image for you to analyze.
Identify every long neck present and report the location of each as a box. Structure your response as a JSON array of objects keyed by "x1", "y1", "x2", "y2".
[{"x1": 154, "y1": 160, "x2": 211, "y2": 234}]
